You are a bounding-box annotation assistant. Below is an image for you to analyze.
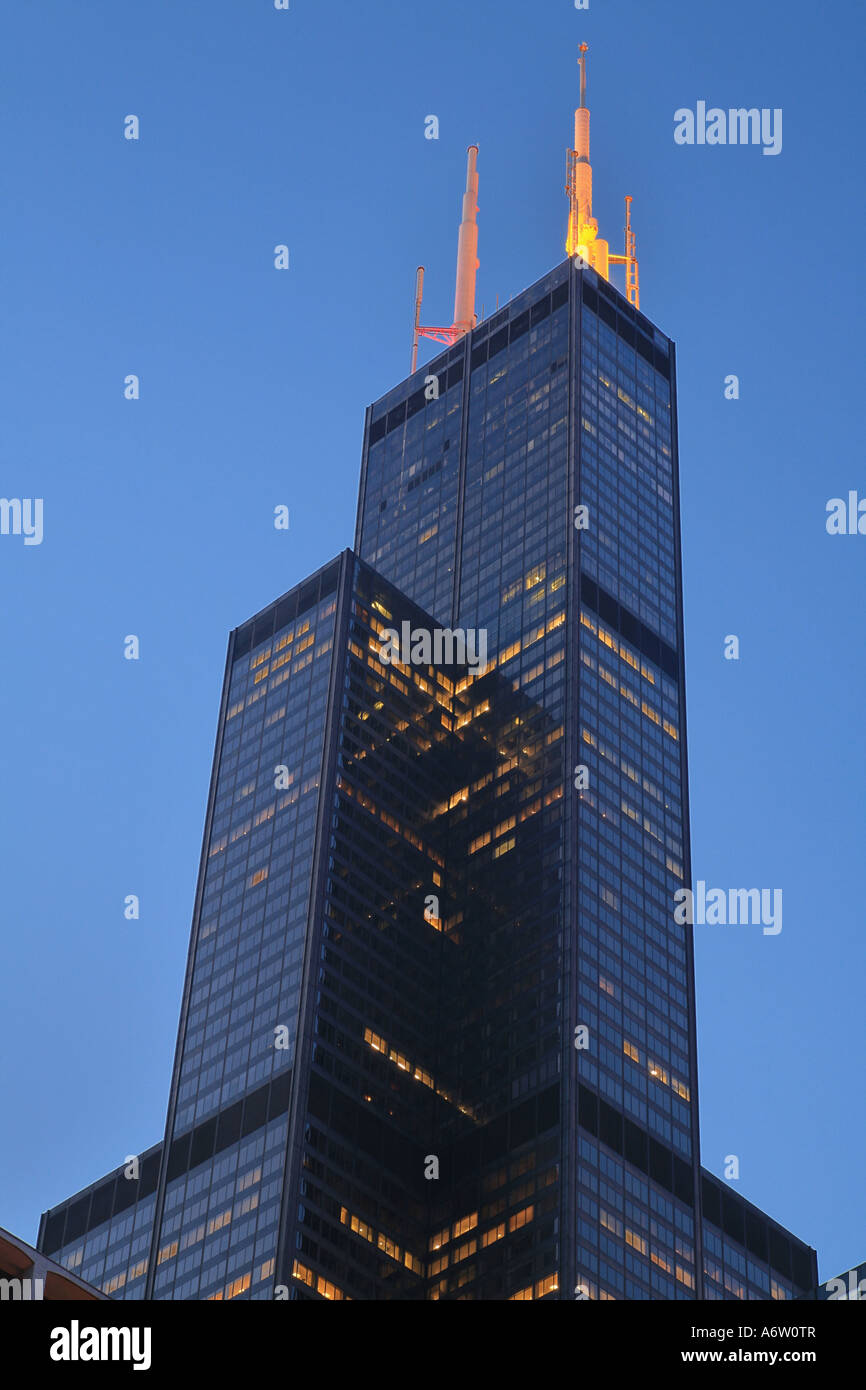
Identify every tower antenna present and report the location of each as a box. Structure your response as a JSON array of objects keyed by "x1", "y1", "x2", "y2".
[
  {"x1": 623, "y1": 196, "x2": 640, "y2": 309},
  {"x1": 452, "y1": 144, "x2": 480, "y2": 337},
  {"x1": 566, "y1": 45, "x2": 641, "y2": 307},
  {"x1": 566, "y1": 44, "x2": 598, "y2": 265},
  {"x1": 410, "y1": 146, "x2": 480, "y2": 368},
  {"x1": 411, "y1": 266, "x2": 425, "y2": 373}
]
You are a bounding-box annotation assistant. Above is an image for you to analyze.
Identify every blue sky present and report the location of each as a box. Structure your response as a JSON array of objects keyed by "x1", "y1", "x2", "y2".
[{"x1": 1, "y1": 0, "x2": 863, "y2": 1284}]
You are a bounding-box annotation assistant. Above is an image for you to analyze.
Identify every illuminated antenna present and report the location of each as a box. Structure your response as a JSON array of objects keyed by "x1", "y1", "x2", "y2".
[
  {"x1": 566, "y1": 45, "x2": 640, "y2": 308},
  {"x1": 411, "y1": 145, "x2": 479, "y2": 372},
  {"x1": 566, "y1": 45, "x2": 597, "y2": 264},
  {"x1": 622, "y1": 196, "x2": 640, "y2": 308}
]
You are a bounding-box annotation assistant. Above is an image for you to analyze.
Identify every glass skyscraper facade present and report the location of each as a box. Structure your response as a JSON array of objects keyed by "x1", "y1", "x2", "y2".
[
  {"x1": 38, "y1": 260, "x2": 818, "y2": 1302},
  {"x1": 356, "y1": 257, "x2": 700, "y2": 1298},
  {"x1": 145, "y1": 560, "x2": 342, "y2": 1301}
]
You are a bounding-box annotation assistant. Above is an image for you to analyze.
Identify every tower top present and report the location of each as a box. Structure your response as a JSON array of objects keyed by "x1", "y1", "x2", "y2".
[{"x1": 565, "y1": 45, "x2": 640, "y2": 308}]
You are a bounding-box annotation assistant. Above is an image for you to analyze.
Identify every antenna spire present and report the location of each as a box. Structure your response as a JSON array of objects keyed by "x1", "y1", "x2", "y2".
[
  {"x1": 452, "y1": 145, "x2": 480, "y2": 336},
  {"x1": 410, "y1": 145, "x2": 480, "y2": 368},
  {"x1": 565, "y1": 45, "x2": 641, "y2": 308},
  {"x1": 566, "y1": 45, "x2": 597, "y2": 262}
]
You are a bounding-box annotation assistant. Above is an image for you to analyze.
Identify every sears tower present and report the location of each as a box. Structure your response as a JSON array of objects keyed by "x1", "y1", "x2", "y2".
[{"x1": 38, "y1": 51, "x2": 817, "y2": 1302}]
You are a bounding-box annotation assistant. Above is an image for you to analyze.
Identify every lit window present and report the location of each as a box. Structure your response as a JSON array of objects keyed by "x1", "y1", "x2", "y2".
[
  {"x1": 452, "y1": 1213, "x2": 478, "y2": 1239},
  {"x1": 481, "y1": 1224, "x2": 505, "y2": 1247},
  {"x1": 508, "y1": 1205, "x2": 535, "y2": 1233},
  {"x1": 225, "y1": 1272, "x2": 252, "y2": 1300}
]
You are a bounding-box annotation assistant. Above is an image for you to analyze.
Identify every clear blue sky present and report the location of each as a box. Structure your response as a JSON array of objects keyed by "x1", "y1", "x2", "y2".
[{"x1": 1, "y1": 1, "x2": 863, "y2": 1285}]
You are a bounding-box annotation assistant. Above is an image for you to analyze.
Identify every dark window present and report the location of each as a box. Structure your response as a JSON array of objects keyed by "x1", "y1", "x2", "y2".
[
  {"x1": 482, "y1": 1114, "x2": 508, "y2": 1163},
  {"x1": 702, "y1": 1176, "x2": 722, "y2": 1227},
  {"x1": 190, "y1": 1116, "x2": 217, "y2": 1169},
  {"x1": 41, "y1": 1211, "x2": 66, "y2": 1255},
  {"x1": 509, "y1": 311, "x2": 530, "y2": 344},
  {"x1": 241, "y1": 1084, "x2": 269, "y2": 1136},
  {"x1": 166, "y1": 1133, "x2": 191, "y2": 1182},
  {"x1": 598, "y1": 1099, "x2": 623, "y2": 1154},
  {"x1": 636, "y1": 333, "x2": 654, "y2": 365},
  {"x1": 578, "y1": 1084, "x2": 599, "y2": 1135},
  {"x1": 598, "y1": 296, "x2": 616, "y2": 329},
  {"x1": 722, "y1": 1190, "x2": 745, "y2": 1245},
  {"x1": 489, "y1": 327, "x2": 509, "y2": 360},
  {"x1": 791, "y1": 1245, "x2": 814, "y2": 1292},
  {"x1": 598, "y1": 588, "x2": 618, "y2": 627},
  {"x1": 624, "y1": 1119, "x2": 647, "y2": 1170},
  {"x1": 113, "y1": 1174, "x2": 139, "y2": 1215},
  {"x1": 768, "y1": 1229, "x2": 792, "y2": 1279},
  {"x1": 252, "y1": 613, "x2": 274, "y2": 649},
  {"x1": 217, "y1": 1100, "x2": 244, "y2": 1150},
  {"x1": 407, "y1": 387, "x2": 426, "y2": 420},
  {"x1": 356, "y1": 1106, "x2": 382, "y2": 1161},
  {"x1": 452, "y1": 1132, "x2": 481, "y2": 1182},
  {"x1": 510, "y1": 1098, "x2": 535, "y2": 1148},
  {"x1": 537, "y1": 1083, "x2": 559, "y2": 1133},
  {"x1": 654, "y1": 347, "x2": 671, "y2": 379},
  {"x1": 297, "y1": 580, "x2": 319, "y2": 616},
  {"x1": 673, "y1": 1156, "x2": 693, "y2": 1205},
  {"x1": 745, "y1": 1211, "x2": 768, "y2": 1261},
  {"x1": 140, "y1": 1150, "x2": 160, "y2": 1197},
  {"x1": 319, "y1": 561, "x2": 340, "y2": 600},
  {"x1": 90, "y1": 1180, "x2": 115, "y2": 1227},
  {"x1": 648, "y1": 1138, "x2": 672, "y2": 1191},
  {"x1": 268, "y1": 1067, "x2": 293, "y2": 1119},
  {"x1": 274, "y1": 593, "x2": 298, "y2": 631},
  {"x1": 531, "y1": 295, "x2": 551, "y2": 326},
  {"x1": 233, "y1": 624, "x2": 252, "y2": 659}
]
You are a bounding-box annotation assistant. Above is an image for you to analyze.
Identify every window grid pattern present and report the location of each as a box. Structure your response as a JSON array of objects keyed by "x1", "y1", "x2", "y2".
[
  {"x1": 174, "y1": 595, "x2": 336, "y2": 1131},
  {"x1": 52, "y1": 1196, "x2": 155, "y2": 1301},
  {"x1": 574, "y1": 284, "x2": 697, "y2": 1298}
]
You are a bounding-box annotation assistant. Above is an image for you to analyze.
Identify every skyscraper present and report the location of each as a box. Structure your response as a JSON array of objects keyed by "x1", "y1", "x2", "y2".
[
  {"x1": 357, "y1": 247, "x2": 710, "y2": 1300},
  {"x1": 37, "y1": 51, "x2": 818, "y2": 1302}
]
